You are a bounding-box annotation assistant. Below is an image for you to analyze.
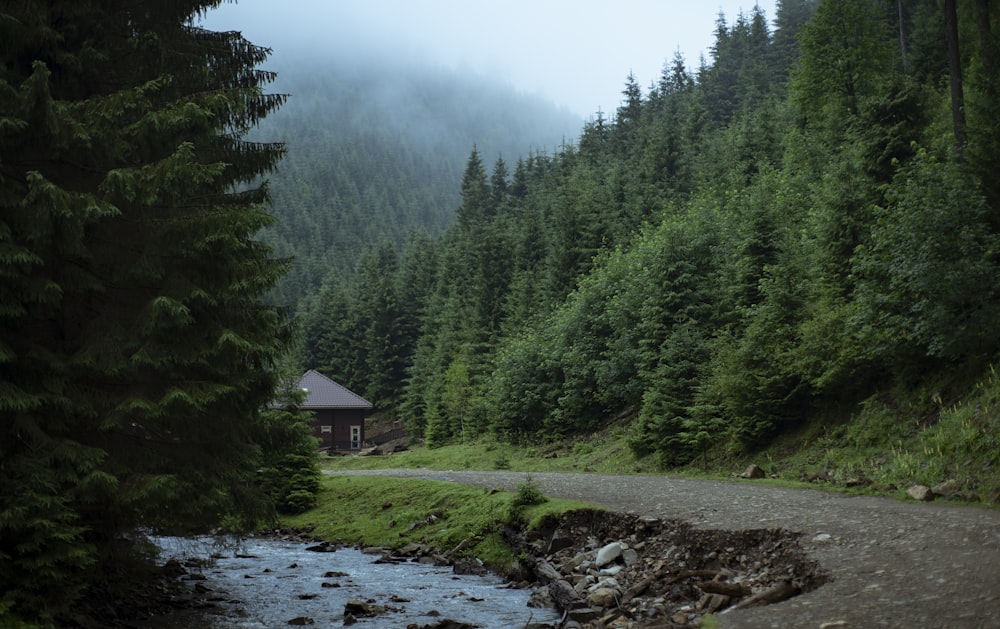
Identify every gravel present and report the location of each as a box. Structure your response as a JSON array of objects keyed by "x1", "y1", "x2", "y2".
[{"x1": 329, "y1": 468, "x2": 1000, "y2": 628}]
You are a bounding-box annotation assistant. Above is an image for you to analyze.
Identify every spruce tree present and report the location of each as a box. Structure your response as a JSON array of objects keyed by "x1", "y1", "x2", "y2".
[{"x1": 1, "y1": 1, "x2": 289, "y2": 622}]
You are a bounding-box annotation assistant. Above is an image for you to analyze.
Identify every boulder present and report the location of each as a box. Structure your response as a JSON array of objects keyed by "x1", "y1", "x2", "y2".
[
  {"x1": 906, "y1": 484, "x2": 934, "y2": 501},
  {"x1": 595, "y1": 542, "x2": 624, "y2": 567},
  {"x1": 343, "y1": 599, "x2": 384, "y2": 618},
  {"x1": 739, "y1": 464, "x2": 766, "y2": 479},
  {"x1": 588, "y1": 587, "x2": 619, "y2": 608},
  {"x1": 931, "y1": 479, "x2": 961, "y2": 498}
]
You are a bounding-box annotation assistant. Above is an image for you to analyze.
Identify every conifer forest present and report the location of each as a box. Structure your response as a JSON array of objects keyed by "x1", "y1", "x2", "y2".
[{"x1": 2, "y1": 0, "x2": 1000, "y2": 625}]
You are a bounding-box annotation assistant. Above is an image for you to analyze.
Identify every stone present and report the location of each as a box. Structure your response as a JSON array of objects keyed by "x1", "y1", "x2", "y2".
[
  {"x1": 588, "y1": 586, "x2": 619, "y2": 608},
  {"x1": 740, "y1": 464, "x2": 766, "y2": 479},
  {"x1": 621, "y1": 548, "x2": 640, "y2": 567},
  {"x1": 906, "y1": 484, "x2": 934, "y2": 501},
  {"x1": 811, "y1": 533, "x2": 832, "y2": 543},
  {"x1": 932, "y1": 479, "x2": 961, "y2": 497},
  {"x1": 287, "y1": 617, "x2": 314, "y2": 625},
  {"x1": 568, "y1": 607, "x2": 601, "y2": 623},
  {"x1": 591, "y1": 577, "x2": 620, "y2": 591},
  {"x1": 595, "y1": 542, "x2": 624, "y2": 567},
  {"x1": 548, "y1": 528, "x2": 576, "y2": 554},
  {"x1": 453, "y1": 557, "x2": 486, "y2": 575},
  {"x1": 420, "y1": 620, "x2": 476, "y2": 629},
  {"x1": 343, "y1": 599, "x2": 383, "y2": 618},
  {"x1": 162, "y1": 558, "x2": 187, "y2": 578},
  {"x1": 527, "y1": 585, "x2": 555, "y2": 608}
]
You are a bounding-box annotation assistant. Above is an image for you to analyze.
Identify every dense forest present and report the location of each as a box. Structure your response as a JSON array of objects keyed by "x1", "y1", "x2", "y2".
[
  {"x1": 252, "y1": 57, "x2": 581, "y2": 305},
  {"x1": 298, "y1": 0, "x2": 1000, "y2": 467},
  {"x1": 0, "y1": 1, "x2": 318, "y2": 624}
]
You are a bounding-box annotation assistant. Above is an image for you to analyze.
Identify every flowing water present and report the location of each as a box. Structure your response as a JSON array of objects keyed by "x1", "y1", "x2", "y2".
[{"x1": 151, "y1": 536, "x2": 560, "y2": 628}]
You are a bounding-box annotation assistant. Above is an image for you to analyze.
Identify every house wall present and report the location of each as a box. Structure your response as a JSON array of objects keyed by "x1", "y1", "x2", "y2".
[{"x1": 311, "y1": 408, "x2": 366, "y2": 450}]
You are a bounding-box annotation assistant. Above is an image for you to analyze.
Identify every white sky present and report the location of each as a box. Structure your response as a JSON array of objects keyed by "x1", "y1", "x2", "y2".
[{"x1": 200, "y1": 0, "x2": 777, "y2": 119}]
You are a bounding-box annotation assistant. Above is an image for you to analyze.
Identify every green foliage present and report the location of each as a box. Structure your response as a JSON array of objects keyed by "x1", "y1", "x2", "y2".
[
  {"x1": 282, "y1": 475, "x2": 591, "y2": 568},
  {"x1": 853, "y1": 149, "x2": 1000, "y2": 365},
  {"x1": 511, "y1": 477, "x2": 549, "y2": 509},
  {"x1": 256, "y1": 379, "x2": 321, "y2": 515},
  {"x1": 1, "y1": 1, "x2": 294, "y2": 622},
  {"x1": 506, "y1": 476, "x2": 549, "y2": 528},
  {"x1": 294, "y1": 0, "x2": 1000, "y2": 486},
  {"x1": 253, "y1": 60, "x2": 579, "y2": 306}
]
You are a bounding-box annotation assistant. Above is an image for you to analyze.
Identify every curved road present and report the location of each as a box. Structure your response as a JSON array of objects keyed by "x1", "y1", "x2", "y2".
[{"x1": 330, "y1": 469, "x2": 1000, "y2": 628}]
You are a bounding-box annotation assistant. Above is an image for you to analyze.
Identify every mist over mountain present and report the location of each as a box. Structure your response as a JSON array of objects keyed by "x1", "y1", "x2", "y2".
[{"x1": 254, "y1": 50, "x2": 583, "y2": 306}]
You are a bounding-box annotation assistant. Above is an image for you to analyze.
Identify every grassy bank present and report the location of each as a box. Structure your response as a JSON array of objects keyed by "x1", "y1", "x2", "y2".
[
  {"x1": 323, "y1": 371, "x2": 1000, "y2": 506},
  {"x1": 279, "y1": 474, "x2": 596, "y2": 568}
]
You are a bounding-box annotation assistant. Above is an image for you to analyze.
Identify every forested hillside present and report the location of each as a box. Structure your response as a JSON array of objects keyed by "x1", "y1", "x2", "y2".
[
  {"x1": 254, "y1": 56, "x2": 581, "y2": 305},
  {"x1": 299, "y1": 0, "x2": 999, "y2": 472}
]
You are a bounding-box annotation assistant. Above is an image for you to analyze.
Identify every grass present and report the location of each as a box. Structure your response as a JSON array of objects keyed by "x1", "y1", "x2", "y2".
[
  {"x1": 321, "y1": 369, "x2": 1000, "y2": 506},
  {"x1": 326, "y1": 428, "x2": 657, "y2": 475},
  {"x1": 279, "y1": 474, "x2": 596, "y2": 568},
  {"x1": 290, "y1": 369, "x2": 999, "y2": 568}
]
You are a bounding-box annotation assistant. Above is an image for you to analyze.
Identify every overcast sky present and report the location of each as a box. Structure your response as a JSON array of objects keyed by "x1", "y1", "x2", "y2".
[{"x1": 200, "y1": 0, "x2": 777, "y2": 119}]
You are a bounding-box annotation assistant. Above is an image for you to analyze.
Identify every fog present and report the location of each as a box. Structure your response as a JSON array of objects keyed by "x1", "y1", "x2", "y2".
[{"x1": 200, "y1": 0, "x2": 778, "y2": 119}]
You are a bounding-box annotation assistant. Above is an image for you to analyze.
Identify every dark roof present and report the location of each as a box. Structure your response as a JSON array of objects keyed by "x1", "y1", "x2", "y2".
[{"x1": 297, "y1": 370, "x2": 373, "y2": 410}]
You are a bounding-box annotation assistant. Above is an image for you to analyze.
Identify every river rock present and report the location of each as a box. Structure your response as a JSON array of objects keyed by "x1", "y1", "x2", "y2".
[
  {"x1": 622, "y1": 548, "x2": 639, "y2": 567},
  {"x1": 569, "y1": 607, "x2": 601, "y2": 623},
  {"x1": 287, "y1": 617, "x2": 314, "y2": 625},
  {"x1": 740, "y1": 464, "x2": 766, "y2": 479},
  {"x1": 162, "y1": 558, "x2": 187, "y2": 578},
  {"x1": 418, "y1": 620, "x2": 477, "y2": 629},
  {"x1": 344, "y1": 599, "x2": 383, "y2": 618},
  {"x1": 588, "y1": 586, "x2": 619, "y2": 608},
  {"x1": 596, "y1": 542, "x2": 624, "y2": 567},
  {"x1": 906, "y1": 484, "x2": 934, "y2": 501},
  {"x1": 528, "y1": 585, "x2": 556, "y2": 608},
  {"x1": 452, "y1": 557, "x2": 486, "y2": 575}
]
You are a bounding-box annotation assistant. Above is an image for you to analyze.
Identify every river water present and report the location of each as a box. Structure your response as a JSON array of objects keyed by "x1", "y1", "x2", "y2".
[{"x1": 152, "y1": 536, "x2": 560, "y2": 628}]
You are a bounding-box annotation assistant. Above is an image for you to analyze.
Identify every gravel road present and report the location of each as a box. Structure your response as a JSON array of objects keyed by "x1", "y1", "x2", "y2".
[{"x1": 329, "y1": 468, "x2": 1000, "y2": 629}]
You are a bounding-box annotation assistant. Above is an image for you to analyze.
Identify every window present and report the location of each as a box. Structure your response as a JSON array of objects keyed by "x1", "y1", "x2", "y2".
[
  {"x1": 320, "y1": 425, "x2": 332, "y2": 434},
  {"x1": 350, "y1": 425, "x2": 361, "y2": 449}
]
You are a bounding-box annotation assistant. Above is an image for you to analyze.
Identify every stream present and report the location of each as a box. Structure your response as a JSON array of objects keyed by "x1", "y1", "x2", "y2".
[{"x1": 151, "y1": 536, "x2": 561, "y2": 628}]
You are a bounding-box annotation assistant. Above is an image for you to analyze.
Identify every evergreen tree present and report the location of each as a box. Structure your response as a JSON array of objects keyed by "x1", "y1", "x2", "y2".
[{"x1": 1, "y1": 2, "x2": 289, "y2": 622}]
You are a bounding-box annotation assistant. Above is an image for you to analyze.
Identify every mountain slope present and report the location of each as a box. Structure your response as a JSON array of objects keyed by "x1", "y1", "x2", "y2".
[{"x1": 253, "y1": 55, "x2": 583, "y2": 306}]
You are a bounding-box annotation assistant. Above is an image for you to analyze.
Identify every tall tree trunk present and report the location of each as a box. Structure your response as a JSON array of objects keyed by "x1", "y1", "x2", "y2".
[{"x1": 944, "y1": 0, "x2": 967, "y2": 159}]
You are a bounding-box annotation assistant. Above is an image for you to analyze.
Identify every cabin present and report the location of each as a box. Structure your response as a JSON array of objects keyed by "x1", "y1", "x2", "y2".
[{"x1": 296, "y1": 369, "x2": 373, "y2": 450}]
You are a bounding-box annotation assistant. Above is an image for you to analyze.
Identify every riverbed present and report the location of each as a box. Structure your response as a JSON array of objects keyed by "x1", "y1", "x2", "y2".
[{"x1": 151, "y1": 536, "x2": 560, "y2": 627}]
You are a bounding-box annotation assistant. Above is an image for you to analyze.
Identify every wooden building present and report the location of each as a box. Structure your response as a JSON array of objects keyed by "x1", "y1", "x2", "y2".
[{"x1": 296, "y1": 369, "x2": 373, "y2": 450}]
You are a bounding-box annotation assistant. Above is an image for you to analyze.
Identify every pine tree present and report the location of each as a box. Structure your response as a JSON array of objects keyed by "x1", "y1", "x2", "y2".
[{"x1": 0, "y1": 1, "x2": 289, "y2": 622}]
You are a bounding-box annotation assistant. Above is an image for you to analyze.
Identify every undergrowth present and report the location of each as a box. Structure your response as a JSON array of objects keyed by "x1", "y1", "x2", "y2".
[
  {"x1": 322, "y1": 369, "x2": 1000, "y2": 506},
  {"x1": 279, "y1": 475, "x2": 593, "y2": 567}
]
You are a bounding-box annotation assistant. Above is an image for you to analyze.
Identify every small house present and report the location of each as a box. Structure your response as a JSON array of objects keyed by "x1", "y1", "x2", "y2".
[{"x1": 296, "y1": 369, "x2": 373, "y2": 450}]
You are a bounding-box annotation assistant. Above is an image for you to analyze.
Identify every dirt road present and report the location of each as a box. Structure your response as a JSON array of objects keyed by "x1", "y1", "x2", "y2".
[{"x1": 330, "y1": 469, "x2": 1000, "y2": 628}]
